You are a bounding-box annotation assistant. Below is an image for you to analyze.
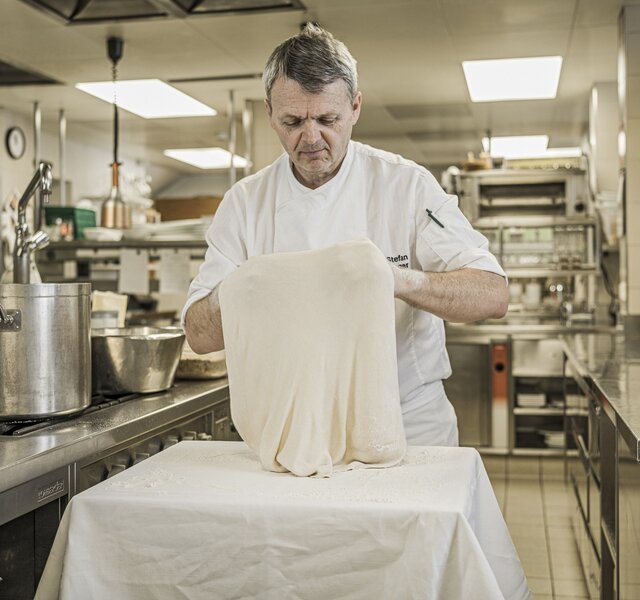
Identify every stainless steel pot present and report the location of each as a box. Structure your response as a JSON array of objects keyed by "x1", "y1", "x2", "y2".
[
  {"x1": 0, "y1": 283, "x2": 91, "y2": 420},
  {"x1": 91, "y1": 327, "x2": 185, "y2": 395}
]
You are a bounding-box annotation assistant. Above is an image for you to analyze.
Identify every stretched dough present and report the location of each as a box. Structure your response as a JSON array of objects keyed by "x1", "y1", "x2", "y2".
[{"x1": 219, "y1": 239, "x2": 406, "y2": 477}]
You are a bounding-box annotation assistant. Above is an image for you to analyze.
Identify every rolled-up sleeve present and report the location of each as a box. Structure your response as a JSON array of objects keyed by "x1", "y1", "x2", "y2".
[
  {"x1": 180, "y1": 193, "x2": 247, "y2": 324},
  {"x1": 415, "y1": 177, "x2": 506, "y2": 280}
]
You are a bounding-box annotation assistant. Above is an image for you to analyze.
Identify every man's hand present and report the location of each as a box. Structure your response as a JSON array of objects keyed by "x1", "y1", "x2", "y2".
[
  {"x1": 184, "y1": 286, "x2": 225, "y2": 354},
  {"x1": 390, "y1": 264, "x2": 508, "y2": 323}
]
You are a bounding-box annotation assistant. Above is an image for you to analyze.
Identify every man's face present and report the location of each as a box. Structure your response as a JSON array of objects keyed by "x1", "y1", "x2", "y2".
[{"x1": 266, "y1": 77, "x2": 362, "y2": 189}]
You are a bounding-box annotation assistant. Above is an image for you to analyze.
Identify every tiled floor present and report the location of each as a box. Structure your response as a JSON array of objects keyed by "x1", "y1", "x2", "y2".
[{"x1": 482, "y1": 455, "x2": 591, "y2": 600}]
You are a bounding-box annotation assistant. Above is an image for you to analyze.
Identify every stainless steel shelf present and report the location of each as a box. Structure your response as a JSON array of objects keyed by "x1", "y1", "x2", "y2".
[
  {"x1": 512, "y1": 448, "x2": 578, "y2": 457},
  {"x1": 505, "y1": 267, "x2": 600, "y2": 278},
  {"x1": 513, "y1": 371, "x2": 565, "y2": 378},
  {"x1": 47, "y1": 240, "x2": 207, "y2": 250},
  {"x1": 474, "y1": 215, "x2": 597, "y2": 228},
  {"x1": 514, "y1": 407, "x2": 588, "y2": 416}
]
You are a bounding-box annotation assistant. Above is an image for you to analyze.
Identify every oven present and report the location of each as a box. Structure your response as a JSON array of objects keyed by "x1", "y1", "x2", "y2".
[
  {"x1": 0, "y1": 466, "x2": 70, "y2": 600},
  {"x1": 77, "y1": 402, "x2": 233, "y2": 492},
  {"x1": 0, "y1": 382, "x2": 234, "y2": 599},
  {"x1": 457, "y1": 168, "x2": 589, "y2": 220}
]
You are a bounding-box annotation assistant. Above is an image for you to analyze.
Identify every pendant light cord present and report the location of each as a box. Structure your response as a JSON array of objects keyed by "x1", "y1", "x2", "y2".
[{"x1": 112, "y1": 61, "x2": 119, "y2": 168}]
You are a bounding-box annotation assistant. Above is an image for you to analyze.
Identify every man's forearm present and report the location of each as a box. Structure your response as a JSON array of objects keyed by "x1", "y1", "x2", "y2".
[
  {"x1": 392, "y1": 267, "x2": 508, "y2": 323},
  {"x1": 184, "y1": 288, "x2": 225, "y2": 353}
]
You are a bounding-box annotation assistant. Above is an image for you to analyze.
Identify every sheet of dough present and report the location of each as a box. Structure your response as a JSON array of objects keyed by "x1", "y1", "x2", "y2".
[{"x1": 219, "y1": 239, "x2": 406, "y2": 477}]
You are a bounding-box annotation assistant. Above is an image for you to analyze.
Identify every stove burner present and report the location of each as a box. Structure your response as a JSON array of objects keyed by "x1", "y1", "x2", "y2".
[{"x1": 0, "y1": 393, "x2": 142, "y2": 436}]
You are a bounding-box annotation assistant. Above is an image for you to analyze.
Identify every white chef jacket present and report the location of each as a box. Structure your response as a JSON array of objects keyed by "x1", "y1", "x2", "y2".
[{"x1": 183, "y1": 141, "x2": 506, "y2": 446}]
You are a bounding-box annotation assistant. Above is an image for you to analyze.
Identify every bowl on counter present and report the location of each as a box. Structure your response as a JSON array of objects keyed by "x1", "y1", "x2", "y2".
[
  {"x1": 91, "y1": 326, "x2": 185, "y2": 395},
  {"x1": 176, "y1": 344, "x2": 227, "y2": 380}
]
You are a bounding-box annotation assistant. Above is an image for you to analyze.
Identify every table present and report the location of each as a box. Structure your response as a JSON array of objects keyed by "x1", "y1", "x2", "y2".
[{"x1": 36, "y1": 442, "x2": 531, "y2": 600}]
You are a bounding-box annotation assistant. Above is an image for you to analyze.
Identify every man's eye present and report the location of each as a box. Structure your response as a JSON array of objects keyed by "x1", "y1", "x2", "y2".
[
  {"x1": 284, "y1": 120, "x2": 301, "y2": 127},
  {"x1": 319, "y1": 118, "x2": 337, "y2": 126}
]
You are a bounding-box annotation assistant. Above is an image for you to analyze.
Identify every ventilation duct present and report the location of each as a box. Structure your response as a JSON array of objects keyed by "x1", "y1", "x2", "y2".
[
  {"x1": 0, "y1": 59, "x2": 58, "y2": 86},
  {"x1": 20, "y1": 0, "x2": 305, "y2": 24},
  {"x1": 171, "y1": 0, "x2": 305, "y2": 16}
]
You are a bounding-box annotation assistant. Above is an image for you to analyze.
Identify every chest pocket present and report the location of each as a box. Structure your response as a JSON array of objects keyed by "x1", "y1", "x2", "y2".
[{"x1": 416, "y1": 199, "x2": 480, "y2": 271}]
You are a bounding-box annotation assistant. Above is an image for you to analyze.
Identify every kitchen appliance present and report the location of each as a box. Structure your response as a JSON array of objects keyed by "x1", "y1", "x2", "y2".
[
  {"x1": 456, "y1": 167, "x2": 600, "y2": 324},
  {"x1": 0, "y1": 381, "x2": 233, "y2": 599},
  {"x1": 0, "y1": 282, "x2": 91, "y2": 419},
  {"x1": 0, "y1": 466, "x2": 70, "y2": 599},
  {"x1": 457, "y1": 168, "x2": 589, "y2": 221},
  {"x1": 443, "y1": 336, "x2": 510, "y2": 449},
  {"x1": 91, "y1": 326, "x2": 185, "y2": 395}
]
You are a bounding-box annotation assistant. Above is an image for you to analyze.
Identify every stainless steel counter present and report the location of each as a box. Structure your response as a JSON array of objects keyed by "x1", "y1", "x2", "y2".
[
  {"x1": 561, "y1": 332, "x2": 640, "y2": 460},
  {"x1": 0, "y1": 379, "x2": 229, "y2": 494},
  {"x1": 446, "y1": 322, "x2": 620, "y2": 340}
]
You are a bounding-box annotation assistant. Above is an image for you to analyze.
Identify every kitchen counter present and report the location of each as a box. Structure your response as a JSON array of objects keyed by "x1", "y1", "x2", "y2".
[
  {"x1": 562, "y1": 332, "x2": 640, "y2": 459},
  {"x1": 0, "y1": 379, "x2": 229, "y2": 494},
  {"x1": 446, "y1": 321, "x2": 620, "y2": 339}
]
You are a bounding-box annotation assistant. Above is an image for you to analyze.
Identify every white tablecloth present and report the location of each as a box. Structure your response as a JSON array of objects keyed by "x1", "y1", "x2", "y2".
[{"x1": 36, "y1": 442, "x2": 531, "y2": 600}]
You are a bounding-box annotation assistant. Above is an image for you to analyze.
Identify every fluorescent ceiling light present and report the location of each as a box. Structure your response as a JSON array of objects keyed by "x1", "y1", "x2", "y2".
[
  {"x1": 75, "y1": 79, "x2": 216, "y2": 119},
  {"x1": 462, "y1": 56, "x2": 563, "y2": 102},
  {"x1": 482, "y1": 135, "x2": 581, "y2": 159},
  {"x1": 164, "y1": 147, "x2": 250, "y2": 170}
]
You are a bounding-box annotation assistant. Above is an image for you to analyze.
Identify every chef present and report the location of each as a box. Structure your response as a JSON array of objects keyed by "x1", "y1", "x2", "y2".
[{"x1": 182, "y1": 23, "x2": 508, "y2": 446}]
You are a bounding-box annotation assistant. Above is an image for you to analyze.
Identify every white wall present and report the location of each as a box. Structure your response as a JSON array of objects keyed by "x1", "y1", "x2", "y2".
[
  {"x1": 0, "y1": 107, "x2": 180, "y2": 209},
  {"x1": 589, "y1": 82, "x2": 620, "y2": 195},
  {"x1": 621, "y1": 6, "x2": 640, "y2": 317}
]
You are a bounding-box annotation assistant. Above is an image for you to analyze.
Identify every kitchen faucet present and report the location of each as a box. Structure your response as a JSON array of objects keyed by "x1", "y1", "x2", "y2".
[{"x1": 13, "y1": 161, "x2": 53, "y2": 284}]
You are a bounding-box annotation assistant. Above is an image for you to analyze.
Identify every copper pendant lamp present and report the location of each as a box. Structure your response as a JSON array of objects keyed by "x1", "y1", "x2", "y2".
[{"x1": 101, "y1": 36, "x2": 131, "y2": 229}]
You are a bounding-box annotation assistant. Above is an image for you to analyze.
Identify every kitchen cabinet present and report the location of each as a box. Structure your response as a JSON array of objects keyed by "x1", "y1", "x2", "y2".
[
  {"x1": 565, "y1": 359, "x2": 601, "y2": 599},
  {"x1": 444, "y1": 337, "x2": 509, "y2": 449},
  {"x1": 512, "y1": 337, "x2": 586, "y2": 455},
  {"x1": 617, "y1": 429, "x2": 640, "y2": 600},
  {"x1": 562, "y1": 332, "x2": 640, "y2": 600},
  {"x1": 445, "y1": 325, "x2": 606, "y2": 456}
]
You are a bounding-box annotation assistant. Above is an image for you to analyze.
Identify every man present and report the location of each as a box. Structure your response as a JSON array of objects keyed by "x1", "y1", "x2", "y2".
[{"x1": 183, "y1": 24, "x2": 508, "y2": 446}]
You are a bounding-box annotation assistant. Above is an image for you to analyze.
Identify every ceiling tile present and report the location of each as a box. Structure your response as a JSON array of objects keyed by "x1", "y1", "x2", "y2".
[{"x1": 442, "y1": 0, "x2": 577, "y2": 35}]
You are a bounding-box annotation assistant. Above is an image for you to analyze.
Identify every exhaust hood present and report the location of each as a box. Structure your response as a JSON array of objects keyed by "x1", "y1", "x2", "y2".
[
  {"x1": 20, "y1": 0, "x2": 306, "y2": 24},
  {"x1": 0, "y1": 58, "x2": 58, "y2": 86}
]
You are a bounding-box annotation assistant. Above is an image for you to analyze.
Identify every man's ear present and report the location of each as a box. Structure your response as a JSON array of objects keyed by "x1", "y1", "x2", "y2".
[
  {"x1": 264, "y1": 99, "x2": 272, "y2": 118},
  {"x1": 351, "y1": 92, "x2": 362, "y2": 125}
]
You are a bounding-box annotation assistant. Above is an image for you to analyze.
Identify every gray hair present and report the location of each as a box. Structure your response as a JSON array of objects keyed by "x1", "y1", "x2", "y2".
[{"x1": 263, "y1": 23, "x2": 358, "y2": 103}]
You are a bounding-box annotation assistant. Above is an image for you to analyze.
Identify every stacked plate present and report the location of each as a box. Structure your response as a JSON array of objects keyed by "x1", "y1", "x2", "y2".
[
  {"x1": 123, "y1": 217, "x2": 212, "y2": 241},
  {"x1": 517, "y1": 393, "x2": 546, "y2": 408},
  {"x1": 541, "y1": 430, "x2": 565, "y2": 449}
]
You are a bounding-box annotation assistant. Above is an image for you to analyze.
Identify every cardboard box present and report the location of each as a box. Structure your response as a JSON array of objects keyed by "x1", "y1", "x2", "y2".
[{"x1": 154, "y1": 196, "x2": 223, "y2": 221}]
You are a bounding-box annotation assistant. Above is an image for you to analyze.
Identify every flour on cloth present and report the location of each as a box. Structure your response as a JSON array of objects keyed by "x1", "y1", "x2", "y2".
[{"x1": 219, "y1": 239, "x2": 406, "y2": 477}]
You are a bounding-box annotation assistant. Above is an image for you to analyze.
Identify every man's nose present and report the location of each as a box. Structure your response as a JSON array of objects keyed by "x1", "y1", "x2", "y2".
[{"x1": 300, "y1": 119, "x2": 321, "y2": 143}]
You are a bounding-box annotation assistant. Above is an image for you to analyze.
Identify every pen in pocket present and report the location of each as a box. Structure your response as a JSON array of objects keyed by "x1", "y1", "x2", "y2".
[{"x1": 426, "y1": 208, "x2": 445, "y2": 228}]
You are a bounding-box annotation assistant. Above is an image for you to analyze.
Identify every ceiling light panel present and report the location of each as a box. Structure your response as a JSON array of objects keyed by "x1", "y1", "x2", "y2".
[
  {"x1": 75, "y1": 79, "x2": 216, "y2": 119},
  {"x1": 463, "y1": 56, "x2": 563, "y2": 102},
  {"x1": 164, "y1": 148, "x2": 250, "y2": 170},
  {"x1": 481, "y1": 135, "x2": 582, "y2": 159}
]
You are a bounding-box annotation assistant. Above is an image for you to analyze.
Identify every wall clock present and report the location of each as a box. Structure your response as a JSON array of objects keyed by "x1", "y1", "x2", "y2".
[{"x1": 5, "y1": 126, "x2": 26, "y2": 160}]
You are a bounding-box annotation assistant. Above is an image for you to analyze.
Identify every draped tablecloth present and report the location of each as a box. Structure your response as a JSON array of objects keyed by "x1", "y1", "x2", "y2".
[{"x1": 36, "y1": 442, "x2": 531, "y2": 600}]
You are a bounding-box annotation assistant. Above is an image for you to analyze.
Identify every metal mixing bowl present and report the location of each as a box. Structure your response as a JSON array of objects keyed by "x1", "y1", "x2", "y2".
[{"x1": 91, "y1": 326, "x2": 185, "y2": 395}]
